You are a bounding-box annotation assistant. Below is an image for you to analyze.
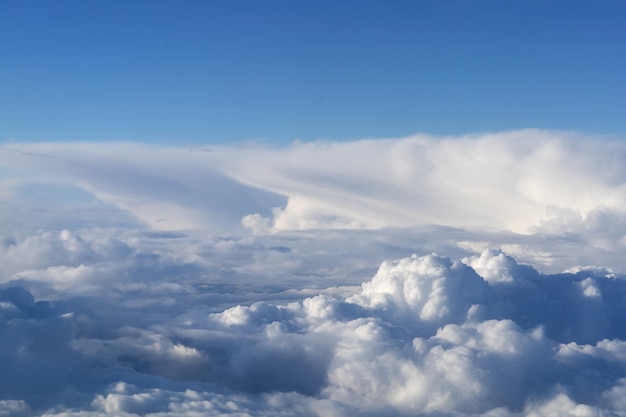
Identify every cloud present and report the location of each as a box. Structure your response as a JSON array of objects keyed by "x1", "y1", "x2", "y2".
[
  {"x1": 225, "y1": 130, "x2": 626, "y2": 235},
  {"x1": 2, "y1": 226, "x2": 626, "y2": 416},
  {"x1": 348, "y1": 253, "x2": 488, "y2": 328},
  {"x1": 0, "y1": 142, "x2": 285, "y2": 232},
  {"x1": 2, "y1": 130, "x2": 626, "y2": 237},
  {"x1": 4, "y1": 131, "x2": 626, "y2": 415}
]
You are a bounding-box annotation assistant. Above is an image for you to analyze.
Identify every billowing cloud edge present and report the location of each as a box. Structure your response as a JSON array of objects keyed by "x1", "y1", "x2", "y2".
[{"x1": 2, "y1": 228, "x2": 626, "y2": 416}]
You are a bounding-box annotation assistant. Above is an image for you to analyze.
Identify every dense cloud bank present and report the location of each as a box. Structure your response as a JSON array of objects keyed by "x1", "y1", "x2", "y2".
[
  {"x1": 2, "y1": 229, "x2": 626, "y2": 416},
  {"x1": 3, "y1": 130, "x2": 626, "y2": 237}
]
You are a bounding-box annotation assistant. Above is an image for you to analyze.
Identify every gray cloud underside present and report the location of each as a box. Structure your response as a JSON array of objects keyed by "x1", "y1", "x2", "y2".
[{"x1": 1, "y1": 228, "x2": 626, "y2": 416}]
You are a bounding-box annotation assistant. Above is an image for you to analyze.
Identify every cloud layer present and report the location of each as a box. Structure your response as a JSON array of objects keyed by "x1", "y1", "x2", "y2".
[
  {"x1": 2, "y1": 130, "x2": 626, "y2": 236},
  {"x1": 0, "y1": 228, "x2": 626, "y2": 416},
  {"x1": 3, "y1": 130, "x2": 626, "y2": 415}
]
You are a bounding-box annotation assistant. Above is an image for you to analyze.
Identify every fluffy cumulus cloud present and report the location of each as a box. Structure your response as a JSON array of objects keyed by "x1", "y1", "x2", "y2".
[
  {"x1": 0, "y1": 226, "x2": 626, "y2": 416},
  {"x1": 3, "y1": 130, "x2": 626, "y2": 416}
]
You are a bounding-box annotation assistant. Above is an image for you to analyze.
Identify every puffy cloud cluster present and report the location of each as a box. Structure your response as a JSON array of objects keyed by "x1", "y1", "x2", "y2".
[
  {"x1": 190, "y1": 250, "x2": 626, "y2": 416},
  {"x1": 348, "y1": 253, "x2": 488, "y2": 326},
  {"x1": 200, "y1": 250, "x2": 626, "y2": 416},
  {"x1": 2, "y1": 226, "x2": 626, "y2": 416}
]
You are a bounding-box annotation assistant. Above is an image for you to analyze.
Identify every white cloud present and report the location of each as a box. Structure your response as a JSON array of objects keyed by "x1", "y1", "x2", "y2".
[
  {"x1": 0, "y1": 142, "x2": 285, "y2": 232},
  {"x1": 2, "y1": 130, "x2": 626, "y2": 237},
  {"x1": 3, "y1": 131, "x2": 626, "y2": 415},
  {"x1": 225, "y1": 130, "x2": 626, "y2": 235},
  {"x1": 4, "y1": 231, "x2": 626, "y2": 415},
  {"x1": 348, "y1": 253, "x2": 488, "y2": 327}
]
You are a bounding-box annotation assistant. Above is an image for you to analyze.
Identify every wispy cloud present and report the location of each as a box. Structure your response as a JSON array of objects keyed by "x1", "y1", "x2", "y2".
[{"x1": 1, "y1": 130, "x2": 625, "y2": 235}]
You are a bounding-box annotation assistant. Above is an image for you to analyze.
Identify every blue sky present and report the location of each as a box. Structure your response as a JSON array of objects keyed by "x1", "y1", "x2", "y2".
[{"x1": 1, "y1": 0, "x2": 625, "y2": 144}]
